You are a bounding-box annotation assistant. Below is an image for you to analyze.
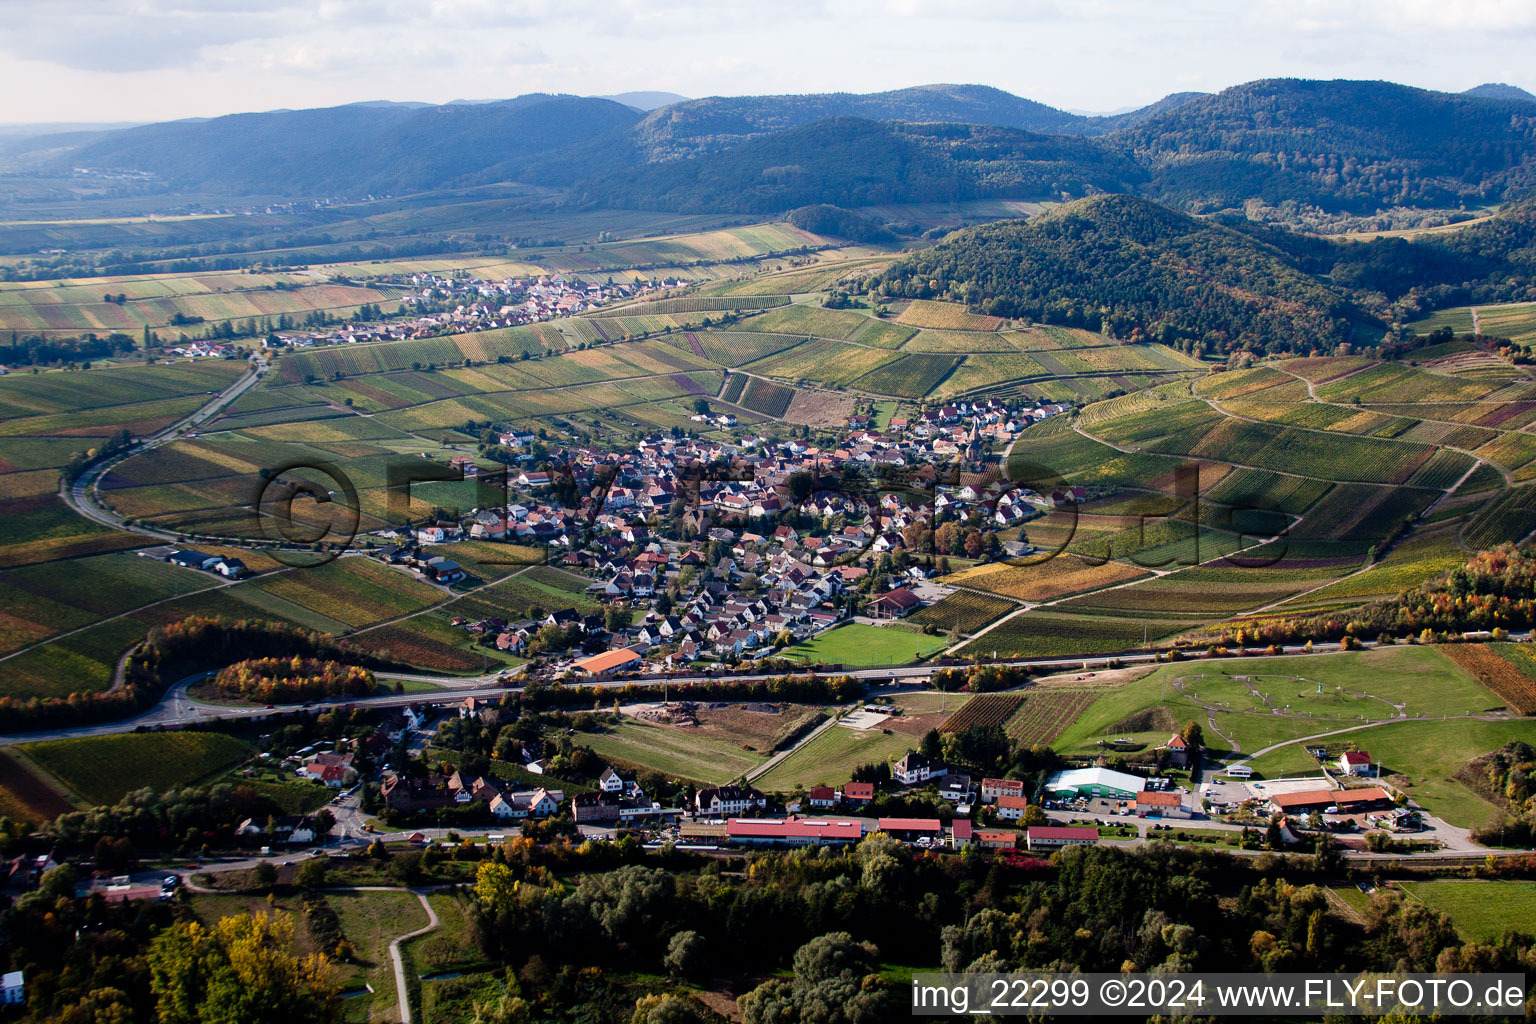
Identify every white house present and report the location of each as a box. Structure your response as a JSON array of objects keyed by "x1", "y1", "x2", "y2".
[
  {"x1": 1, "y1": 971, "x2": 22, "y2": 1006},
  {"x1": 893, "y1": 751, "x2": 946, "y2": 786},
  {"x1": 599, "y1": 767, "x2": 624, "y2": 794}
]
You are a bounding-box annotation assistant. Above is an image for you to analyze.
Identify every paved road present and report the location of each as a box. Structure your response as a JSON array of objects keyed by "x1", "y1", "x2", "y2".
[
  {"x1": 391, "y1": 889, "x2": 439, "y2": 1024},
  {"x1": 60, "y1": 355, "x2": 268, "y2": 542},
  {"x1": 11, "y1": 634, "x2": 1534, "y2": 747}
]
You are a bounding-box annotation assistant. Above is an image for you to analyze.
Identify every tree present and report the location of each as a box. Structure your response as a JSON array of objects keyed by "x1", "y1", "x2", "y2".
[
  {"x1": 919, "y1": 729, "x2": 943, "y2": 760},
  {"x1": 149, "y1": 913, "x2": 339, "y2": 1024},
  {"x1": 739, "y1": 932, "x2": 895, "y2": 1024},
  {"x1": 250, "y1": 861, "x2": 278, "y2": 891},
  {"x1": 663, "y1": 929, "x2": 708, "y2": 980},
  {"x1": 1180, "y1": 720, "x2": 1204, "y2": 750},
  {"x1": 296, "y1": 858, "x2": 328, "y2": 890}
]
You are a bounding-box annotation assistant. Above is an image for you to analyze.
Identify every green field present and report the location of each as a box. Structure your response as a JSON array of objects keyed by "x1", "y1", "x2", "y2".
[
  {"x1": 754, "y1": 722, "x2": 916, "y2": 793},
  {"x1": 578, "y1": 718, "x2": 768, "y2": 785},
  {"x1": 1395, "y1": 880, "x2": 1536, "y2": 941},
  {"x1": 782, "y1": 623, "x2": 948, "y2": 666},
  {"x1": 21, "y1": 731, "x2": 252, "y2": 806}
]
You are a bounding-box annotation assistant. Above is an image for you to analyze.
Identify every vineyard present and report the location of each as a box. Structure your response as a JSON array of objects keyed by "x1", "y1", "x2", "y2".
[
  {"x1": 894, "y1": 299, "x2": 1005, "y2": 331},
  {"x1": 1462, "y1": 485, "x2": 1536, "y2": 549},
  {"x1": 849, "y1": 353, "x2": 959, "y2": 398},
  {"x1": 736, "y1": 377, "x2": 795, "y2": 417},
  {"x1": 939, "y1": 693, "x2": 1025, "y2": 733},
  {"x1": 907, "y1": 591, "x2": 1017, "y2": 634},
  {"x1": 1441, "y1": 644, "x2": 1536, "y2": 714},
  {"x1": 1004, "y1": 691, "x2": 1098, "y2": 747}
]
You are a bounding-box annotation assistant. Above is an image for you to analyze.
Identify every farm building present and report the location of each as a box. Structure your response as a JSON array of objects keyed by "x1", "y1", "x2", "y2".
[
  {"x1": 727, "y1": 817, "x2": 865, "y2": 847},
  {"x1": 951, "y1": 819, "x2": 972, "y2": 847},
  {"x1": 1268, "y1": 787, "x2": 1395, "y2": 816},
  {"x1": 1134, "y1": 791, "x2": 1189, "y2": 818},
  {"x1": 423, "y1": 556, "x2": 465, "y2": 583},
  {"x1": 1045, "y1": 766, "x2": 1146, "y2": 800},
  {"x1": 1026, "y1": 826, "x2": 1100, "y2": 852}
]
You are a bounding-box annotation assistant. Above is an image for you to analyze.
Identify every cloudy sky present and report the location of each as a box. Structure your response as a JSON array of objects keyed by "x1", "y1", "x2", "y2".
[{"x1": 2, "y1": 0, "x2": 1533, "y2": 124}]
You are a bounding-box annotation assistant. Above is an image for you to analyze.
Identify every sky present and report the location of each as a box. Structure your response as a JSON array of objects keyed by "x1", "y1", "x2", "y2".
[{"x1": 1, "y1": 0, "x2": 1534, "y2": 124}]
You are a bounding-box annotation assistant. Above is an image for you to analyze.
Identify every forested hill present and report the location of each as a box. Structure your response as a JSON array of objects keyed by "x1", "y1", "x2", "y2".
[
  {"x1": 26, "y1": 78, "x2": 1536, "y2": 219},
  {"x1": 624, "y1": 83, "x2": 1201, "y2": 160},
  {"x1": 57, "y1": 95, "x2": 642, "y2": 194},
  {"x1": 879, "y1": 194, "x2": 1368, "y2": 354},
  {"x1": 563, "y1": 118, "x2": 1146, "y2": 213},
  {"x1": 1118, "y1": 79, "x2": 1536, "y2": 212}
]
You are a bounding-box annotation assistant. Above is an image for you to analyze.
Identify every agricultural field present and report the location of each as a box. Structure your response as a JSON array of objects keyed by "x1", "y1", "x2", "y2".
[
  {"x1": 848, "y1": 352, "x2": 959, "y2": 398},
  {"x1": 244, "y1": 557, "x2": 445, "y2": 630},
  {"x1": 1474, "y1": 303, "x2": 1536, "y2": 349},
  {"x1": 893, "y1": 299, "x2": 1005, "y2": 332},
  {"x1": 0, "y1": 551, "x2": 220, "y2": 657},
  {"x1": 1394, "y1": 881, "x2": 1536, "y2": 941},
  {"x1": 907, "y1": 591, "x2": 1017, "y2": 635},
  {"x1": 1004, "y1": 691, "x2": 1098, "y2": 747},
  {"x1": 782, "y1": 623, "x2": 948, "y2": 667},
  {"x1": 0, "y1": 276, "x2": 406, "y2": 337},
  {"x1": 0, "y1": 749, "x2": 77, "y2": 823},
  {"x1": 1439, "y1": 644, "x2": 1536, "y2": 714},
  {"x1": 939, "y1": 693, "x2": 1025, "y2": 733},
  {"x1": 19, "y1": 731, "x2": 252, "y2": 806},
  {"x1": 943, "y1": 557, "x2": 1150, "y2": 603},
  {"x1": 579, "y1": 717, "x2": 768, "y2": 785},
  {"x1": 959, "y1": 609, "x2": 1187, "y2": 658}
]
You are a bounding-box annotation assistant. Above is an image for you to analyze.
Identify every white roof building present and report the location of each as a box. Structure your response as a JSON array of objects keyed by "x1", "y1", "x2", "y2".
[{"x1": 1046, "y1": 766, "x2": 1147, "y2": 798}]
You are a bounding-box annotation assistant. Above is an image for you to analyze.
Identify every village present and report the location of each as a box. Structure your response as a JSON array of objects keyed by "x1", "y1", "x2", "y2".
[
  {"x1": 364, "y1": 395, "x2": 1077, "y2": 671},
  {"x1": 260, "y1": 271, "x2": 683, "y2": 350}
]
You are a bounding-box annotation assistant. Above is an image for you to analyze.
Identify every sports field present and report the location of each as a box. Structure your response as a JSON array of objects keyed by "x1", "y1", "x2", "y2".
[{"x1": 782, "y1": 623, "x2": 948, "y2": 666}]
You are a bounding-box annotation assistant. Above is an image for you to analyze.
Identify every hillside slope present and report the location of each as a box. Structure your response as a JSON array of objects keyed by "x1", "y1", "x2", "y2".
[
  {"x1": 1117, "y1": 79, "x2": 1536, "y2": 212},
  {"x1": 566, "y1": 117, "x2": 1146, "y2": 213},
  {"x1": 879, "y1": 194, "x2": 1368, "y2": 353}
]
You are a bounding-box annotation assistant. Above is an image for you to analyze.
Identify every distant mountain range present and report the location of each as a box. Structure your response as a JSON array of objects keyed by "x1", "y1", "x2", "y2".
[{"x1": 9, "y1": 79, "x2": 1536, "y2": 218}]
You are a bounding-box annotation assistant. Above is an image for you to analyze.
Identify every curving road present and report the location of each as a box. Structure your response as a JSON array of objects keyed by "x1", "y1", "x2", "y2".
[{"x1": 60, "y1": 355, "x2": 269, "y2": 542}]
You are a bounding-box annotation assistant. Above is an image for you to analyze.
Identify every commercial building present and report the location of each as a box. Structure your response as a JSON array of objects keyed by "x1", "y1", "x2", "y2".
[
  {"x1": 1026, "y1": 826, "x2": 1100, "y2": 852},
  {"x1": 1045, "y1": 766, "x2": 1146, "y2": 800}
]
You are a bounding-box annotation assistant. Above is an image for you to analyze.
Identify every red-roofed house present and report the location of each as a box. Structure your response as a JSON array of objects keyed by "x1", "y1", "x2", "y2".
[
  {"x1": 868, "y1": 587, "x2": 922, "y2": 619},
  {"x1": 951, "y1": 818, "x2": 973, "y2": 847},
  {"x1": 996, "y1": 794, "x2": 1030, "y2": 821},
  {"x1": 843, "y1": 781, "x2": 875, "y2": 806},
  {"x1": 807, "y1": 786, "x2": 837, "y2": 809},
  {"x1": 1134, "y1": 790, "x2": 1189, "y2": 818},
  {"x1": 1338, "y1": 751, "x2": 1376, "y2": 777},
  {"x1": 975, "y1": 829, "x2": 1018, "y2": 851},
  {"x1": 1161, "y1": 733, "x2": 1190, "y2": 767},
  {"x1": 981, "y1": 778, "x2": 1025, "y2": 804}
]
